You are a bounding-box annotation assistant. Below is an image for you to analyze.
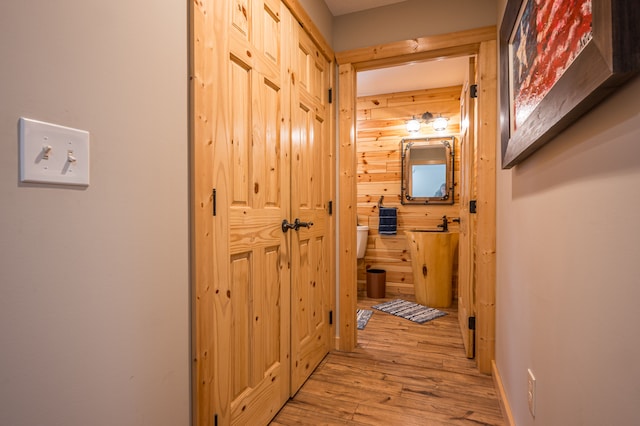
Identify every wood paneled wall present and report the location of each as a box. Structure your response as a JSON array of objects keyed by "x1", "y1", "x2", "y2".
[{"x1": 356, "y1": 86, "x2": 463, "y2": 300}]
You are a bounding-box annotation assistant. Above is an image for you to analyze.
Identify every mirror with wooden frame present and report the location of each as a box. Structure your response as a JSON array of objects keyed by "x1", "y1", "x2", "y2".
[{"x1": 401, "y1": 136, "x2": 455, "y2": 205}]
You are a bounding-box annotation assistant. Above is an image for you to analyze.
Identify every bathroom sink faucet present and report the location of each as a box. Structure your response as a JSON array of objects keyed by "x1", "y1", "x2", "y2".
[{"x1": 437, "y1": 215, "x2": 448, "y2": 232}]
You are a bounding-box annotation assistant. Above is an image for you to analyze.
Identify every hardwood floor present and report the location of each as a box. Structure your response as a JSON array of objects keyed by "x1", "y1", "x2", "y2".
[{"x1": 271, "y1": 297, "x2": 505, "y2": 425}]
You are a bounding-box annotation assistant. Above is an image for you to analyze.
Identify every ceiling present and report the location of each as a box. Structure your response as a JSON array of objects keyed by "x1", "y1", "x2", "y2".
[
  {"x1": 357, "y1": 57, "x2": 469, "y2": 97},
  {"x1": 323, "y1": 0, "x2": 407, "y2": 16}
]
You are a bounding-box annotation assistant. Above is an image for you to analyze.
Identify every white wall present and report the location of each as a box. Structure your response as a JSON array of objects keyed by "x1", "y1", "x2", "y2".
[
  {"x1": 0, "y1": 1, "x2": 189, "y2": 425},
  {"x1": 298, "y1": 0, "x2": 334, "y2": 47},
  {"x1": 333, "y1": 0, "x2": 497, "y2": 52},
  {"x1": 496, "y1": 2, "x2": 640, "y2": 424}
]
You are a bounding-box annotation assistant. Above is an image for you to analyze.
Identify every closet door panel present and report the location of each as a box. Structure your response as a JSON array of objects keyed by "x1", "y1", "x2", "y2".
[
  {"x1": 205, "y1": 1, "x2": 291, "y2": 424},
  {"x1": 290, "y1": 26, "x2": 331, "y2": 395}
]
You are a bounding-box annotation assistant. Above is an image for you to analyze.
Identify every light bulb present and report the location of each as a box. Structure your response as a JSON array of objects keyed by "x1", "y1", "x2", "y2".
[
  {"x1": 432, "y1": 116, "x2": 448, "y2": 132},
  {"x1": 406, "y1": 118, "x2": 421, "y2": 133}
]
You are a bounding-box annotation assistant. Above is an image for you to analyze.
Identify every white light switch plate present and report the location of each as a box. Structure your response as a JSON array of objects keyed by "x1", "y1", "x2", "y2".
[{"x1": 19, "y1": 117, "x2": 90, "y2": 186}]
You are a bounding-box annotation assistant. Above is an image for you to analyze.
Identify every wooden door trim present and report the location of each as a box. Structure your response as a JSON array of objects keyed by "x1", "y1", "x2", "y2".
[
  {"x1": 281, "y1": 0, "x2": 333, "y2": 62},
  {"x1": 336, "y1": 28, "x2": 497, "y2": 375},
  {"x1": 475, "y1": 40, "x2": 497, "y2": 374},
  {"x1": 335, "y1": 26, "x2": 496, "y2": 69},
  {"x1": 190, "y1": 1, "x2": 226, "y2": 423},
  {"x1": 337, "y1": 63, "x2": 357, "y2": 351}
]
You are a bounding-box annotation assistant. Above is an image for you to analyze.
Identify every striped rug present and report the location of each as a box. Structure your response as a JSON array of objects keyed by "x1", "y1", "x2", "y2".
[
  {"x1": 372, "y1": 299, "x2": 446, "y2": 324},
  {"x1": 356, "y1": 309, "x2": 373, "y2": 330}
]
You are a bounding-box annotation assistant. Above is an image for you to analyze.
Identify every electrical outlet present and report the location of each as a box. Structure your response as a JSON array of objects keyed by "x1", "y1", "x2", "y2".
[{"x1": 527, "y1": 368, "x2": 536, "y2": 417}]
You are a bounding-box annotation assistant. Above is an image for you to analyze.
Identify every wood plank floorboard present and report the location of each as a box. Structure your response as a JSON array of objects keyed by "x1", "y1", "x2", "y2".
[{"x1": 271, "y1": 296, "x2": 505, "y2": 425}]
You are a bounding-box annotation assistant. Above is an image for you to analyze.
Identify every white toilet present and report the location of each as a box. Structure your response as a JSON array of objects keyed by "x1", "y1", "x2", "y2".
[{"x1": 356, "y1": 225, "x2": 369, "y2": 259}]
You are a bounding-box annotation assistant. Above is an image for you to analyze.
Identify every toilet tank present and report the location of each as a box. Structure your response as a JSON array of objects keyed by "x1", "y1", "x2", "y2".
[{"x1": 356, "y1": 225, "x2": 369, "y2": 259}]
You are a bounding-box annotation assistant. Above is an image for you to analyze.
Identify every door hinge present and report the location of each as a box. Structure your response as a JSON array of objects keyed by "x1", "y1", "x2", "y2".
[
  {"x1": 328, "y1": 88, "x2": 333, "y2": 104},
  {"x1": 469, "y1": 199, "x2": 477, "y2": 214},
  {"x1": 328, "y1": 200, "x2": 333, "y2": 215},
  {"x1": 329, "y1": 310, "x2": 333, "y2": 325},
  {"x1": 470, "y1": 84, "x2": 478, "y2": 98},
  {"x1": 212, "y1": 188, "x2": 217, "y2": 216},
  {"x1": 468, "y1": 316, "x2": 476, "y2": 330}
]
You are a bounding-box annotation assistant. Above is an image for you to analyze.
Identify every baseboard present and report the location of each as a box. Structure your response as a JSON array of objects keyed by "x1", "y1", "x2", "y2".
[{"x1": 492, "y1": 360, "x2": 516, "y2": 426}]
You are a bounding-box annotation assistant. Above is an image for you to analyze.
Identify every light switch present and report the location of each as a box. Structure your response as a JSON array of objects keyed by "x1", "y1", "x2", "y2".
[{"x1": 19, "y1": 117, "x2": 90, "y2": 186}]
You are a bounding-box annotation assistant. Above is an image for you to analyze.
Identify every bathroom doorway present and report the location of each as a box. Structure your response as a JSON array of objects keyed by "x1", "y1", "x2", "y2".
[
  {"x1": 354, "y1": 56, "x2": 476, "y2": 358},
  {"x1": 336, "y1": 26, "x2": 497, "y2": 373}
]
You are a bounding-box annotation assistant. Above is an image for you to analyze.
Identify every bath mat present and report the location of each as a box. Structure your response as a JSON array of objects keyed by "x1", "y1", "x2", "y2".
[
  {"x1": 372, "y1": 299, "x2": 446, "y2": 324},
  {"x1": 357, "y1": 309, "x2": 373, "y2": 330}
]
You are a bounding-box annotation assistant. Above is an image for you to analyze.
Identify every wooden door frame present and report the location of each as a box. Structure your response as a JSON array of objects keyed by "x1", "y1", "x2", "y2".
[{"x1": 335, "y1": 26, "x2": 497, "y2": 374}]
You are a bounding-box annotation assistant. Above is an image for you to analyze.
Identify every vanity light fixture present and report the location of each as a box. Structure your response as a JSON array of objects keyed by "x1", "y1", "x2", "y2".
[{"x1": 405, "y1": 111, "x2": 448, "y2": 133}]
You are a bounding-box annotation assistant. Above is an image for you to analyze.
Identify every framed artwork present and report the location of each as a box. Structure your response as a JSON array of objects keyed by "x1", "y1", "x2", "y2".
[{"x1": 500, "y1": 0, "x2": 640, "y2": 168}]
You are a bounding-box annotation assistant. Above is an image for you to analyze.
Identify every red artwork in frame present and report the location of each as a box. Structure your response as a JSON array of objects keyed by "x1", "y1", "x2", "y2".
[
  {"x1": 500, "y1": 0, "x2": 640, "y2": 168},
  {"x1": 511, "y1": 0, "x2": 593, "y2": 130}
]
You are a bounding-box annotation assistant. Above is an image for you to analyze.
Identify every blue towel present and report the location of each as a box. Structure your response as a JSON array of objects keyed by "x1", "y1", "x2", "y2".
[{"x1": 378, "y1": 207, "x2": 397, "y2": 235}]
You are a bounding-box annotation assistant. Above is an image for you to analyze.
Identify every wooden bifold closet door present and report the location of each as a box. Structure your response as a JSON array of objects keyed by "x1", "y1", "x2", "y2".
[{"x1": 191, "y1": 0, "x2": 333, "y2": 424}]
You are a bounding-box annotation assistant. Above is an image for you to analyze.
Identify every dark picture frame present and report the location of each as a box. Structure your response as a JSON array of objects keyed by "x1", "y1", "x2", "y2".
[{"x1": 500, "y1": 0, "x2": 640, "y2": 169}]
